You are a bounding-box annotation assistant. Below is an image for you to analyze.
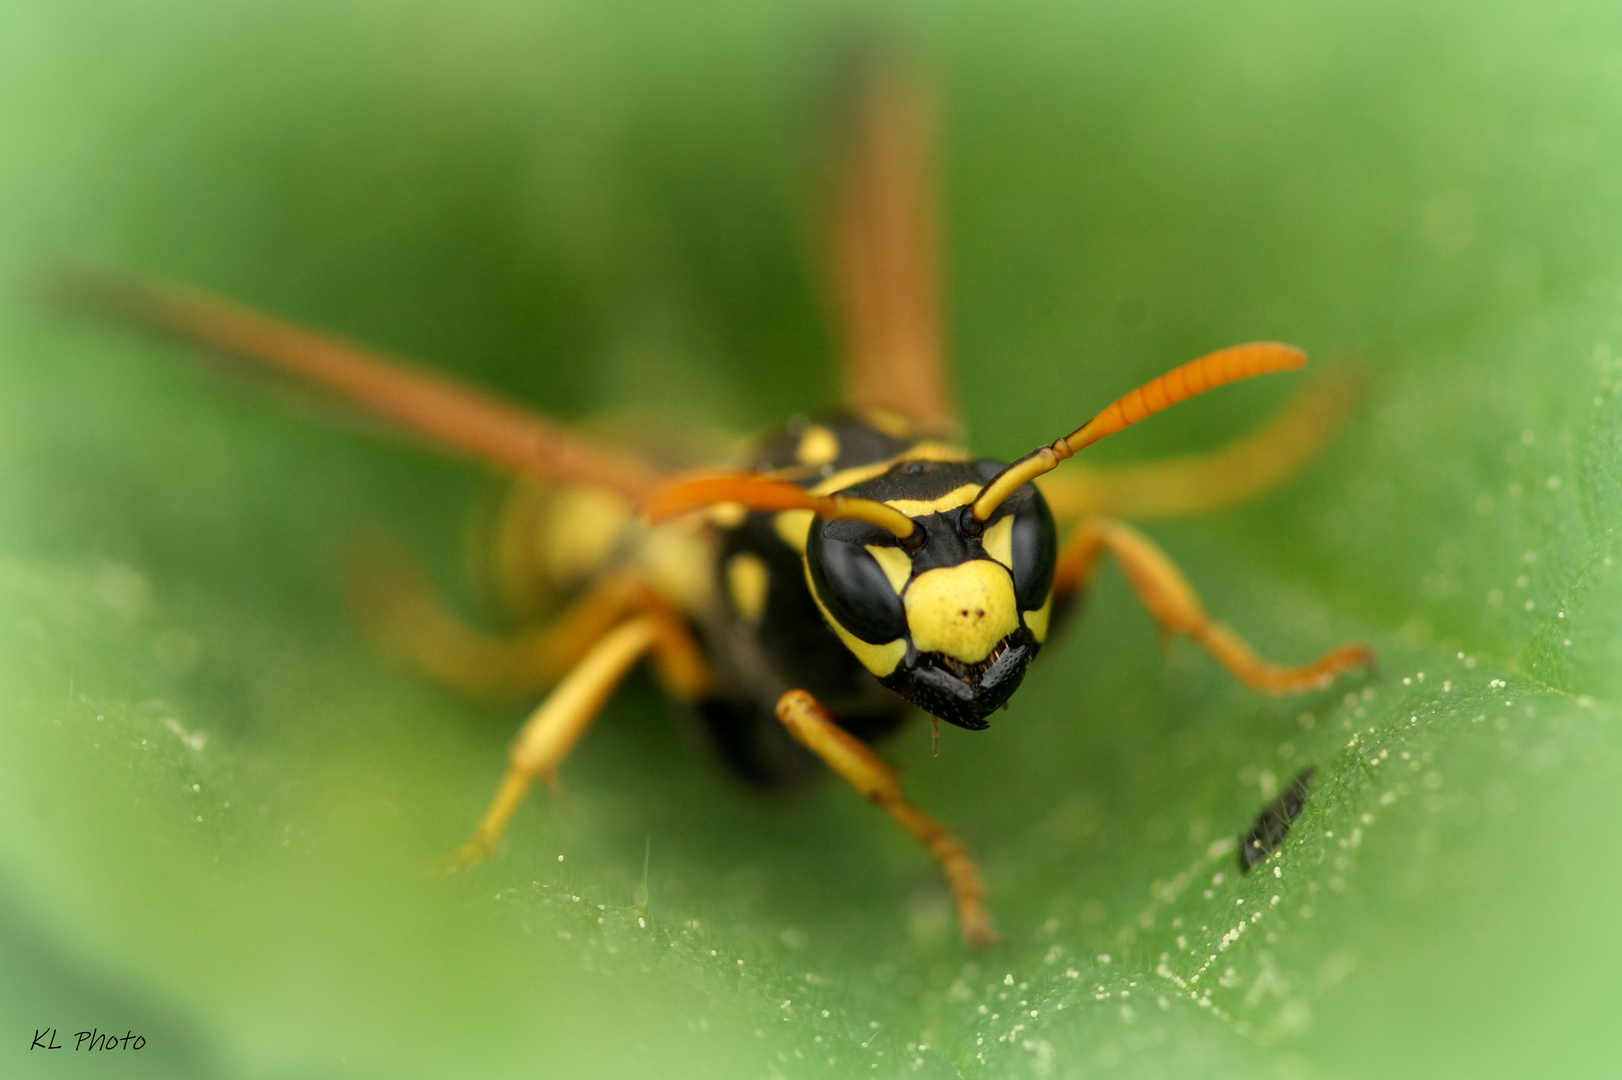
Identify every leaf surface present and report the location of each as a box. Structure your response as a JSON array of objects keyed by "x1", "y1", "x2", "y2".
[{"x1": 3, "y1": 2, "x2": 1621, "y2": 1077}]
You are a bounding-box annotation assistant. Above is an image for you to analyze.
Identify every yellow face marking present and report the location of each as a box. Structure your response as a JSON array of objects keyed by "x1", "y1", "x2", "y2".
[
  {"x1": 883, "y1": 483, "x2": 981, "y2": 519},
  {"x1": 795, "y1": 424, "x2": 841, "y2": 467},
  {"x1": 805, "y1": 563, "x2": 907, "y2": 677},
  {"x1": 865, "y1": 543, "x2": 913, "y2": 595},
  {"x1": 726, "y1": 552, "x2": 769, "y2": 622},
  {"x1": 1023, "y1": 592, "x2": 1053, "y2": 644},
  {"x1": 904, "y1": 561, "x2": 1019, "y2": 664},
  {"x1": 808, "y1": 441, "x2": 971, "y2": 496},
  {"x1": 982, "y1": 514, "x2": 1015, "y2": 570},
  {"x1": 773, "y1": 509, "x2": 816, "y2": 554}
]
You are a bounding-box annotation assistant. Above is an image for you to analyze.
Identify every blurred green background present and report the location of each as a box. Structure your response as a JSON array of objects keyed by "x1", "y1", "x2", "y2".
[{"x1": 4, "y1": 1, "x2": 1622, "y2": 1077}]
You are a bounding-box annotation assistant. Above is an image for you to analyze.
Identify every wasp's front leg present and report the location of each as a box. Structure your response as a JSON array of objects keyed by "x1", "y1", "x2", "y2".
[
  {"x1": 439, "y1": 603, "x2": 711, "y2": 871},
  {"x1": 438, "y1": 617, "x2": 661, "y2": 871},
  {"x1": 1052, "y1": 516, "x2": 1372, "y2": 694},
  {"x1": 775, "y1": 689, "x2": 997, "y2": 949}
]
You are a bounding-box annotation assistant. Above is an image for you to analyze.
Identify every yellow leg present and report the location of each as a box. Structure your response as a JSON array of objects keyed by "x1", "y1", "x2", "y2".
[
  {"x1": 346, "y1": 534, "x2": 644, "y2": 701},
  {"x1": 776, "y1": 689, "x2": 997, "y2": 949},
  {"x1": 1054, "y1": 517, "x2": 1372, "y2": 694},
  {"x1": 1037, "y1": 367, "x2": 1362, "y2": 521},
  {"x1": 641, "y1": 604, "x2": 717, "y2": 703},
  {"x1": 439, "y1": 617, "x2": 659, "y2": 871}
]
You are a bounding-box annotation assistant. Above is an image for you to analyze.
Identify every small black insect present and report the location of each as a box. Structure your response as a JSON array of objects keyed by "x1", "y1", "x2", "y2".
[{"x1": 1238, "y1": 766, "x2": 1317, "y2": 873}]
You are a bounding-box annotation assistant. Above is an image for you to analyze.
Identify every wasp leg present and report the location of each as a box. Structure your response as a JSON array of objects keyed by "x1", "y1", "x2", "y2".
[
  {"x1": 347, "y1": 537, "x2": 646, "y2": 701},
  {"x1": 438, "y1": 605, "x2": 714, "y2": 871},
  {"x1": 439, "y1": 617, "x2": 660, "y2": 871},
  {"x1": 1038, "y1": 367, "x2": 1362, "y2": 522},
  {"x1": 1053, "y1": 517, "x2": 1372, "y2": 694},
  {"x1": 638, "y1": 600, "x2": 718, "y2": 704},
  {"x1": 775, "y1": 689, "x2": 997, "y2": 949}
]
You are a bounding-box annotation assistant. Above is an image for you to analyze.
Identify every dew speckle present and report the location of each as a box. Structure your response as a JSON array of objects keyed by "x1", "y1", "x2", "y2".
[{"x1": 162, "y1": 717, "x2": 208, "y2": 752}]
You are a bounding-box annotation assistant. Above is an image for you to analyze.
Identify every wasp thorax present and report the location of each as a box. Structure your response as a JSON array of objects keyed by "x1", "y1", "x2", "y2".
[{"x1": 804, "y1": 457, "x2": 1058, "y2": 729}]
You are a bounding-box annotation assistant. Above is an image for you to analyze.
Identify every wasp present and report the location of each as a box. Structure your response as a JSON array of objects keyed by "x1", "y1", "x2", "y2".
[{"x1": 60, "y1": 59, "x2": 1371, "y2": 948}]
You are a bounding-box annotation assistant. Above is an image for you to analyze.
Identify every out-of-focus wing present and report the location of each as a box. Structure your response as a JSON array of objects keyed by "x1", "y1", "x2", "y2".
[
  {"x1": 51, "y1": 269, "x2": 662, "y2": 501},
  {"x1": 832, "y1": 56, "x2": 958, "y2": 437}
]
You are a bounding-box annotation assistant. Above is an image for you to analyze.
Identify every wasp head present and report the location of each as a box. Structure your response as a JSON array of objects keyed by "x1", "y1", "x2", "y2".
[{"x1": 804, "y1": 458, "x2": 1057, "y2": 729}]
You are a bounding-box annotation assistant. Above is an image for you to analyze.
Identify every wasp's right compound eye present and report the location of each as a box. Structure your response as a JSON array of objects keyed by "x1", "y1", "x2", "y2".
[{"x1": 806, "y1": 522, "x2": 909, "y2": 644}]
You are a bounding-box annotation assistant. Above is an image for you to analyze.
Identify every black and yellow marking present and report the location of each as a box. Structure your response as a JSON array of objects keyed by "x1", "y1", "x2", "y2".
[
  {"x1": 785, "y1": 452, "x2": 1057, "y2": 728},
  {"x1": 725, "y1": 552, "x2": 769, "y2": 623}
]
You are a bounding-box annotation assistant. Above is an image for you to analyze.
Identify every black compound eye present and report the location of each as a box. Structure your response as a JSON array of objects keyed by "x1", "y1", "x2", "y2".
[
  {"x1": 806, "y1": 523, "x2": 909, "y2": 644},
  {"x1": 1008, "y1": 491, "x2": 1057, "y2": 610}
]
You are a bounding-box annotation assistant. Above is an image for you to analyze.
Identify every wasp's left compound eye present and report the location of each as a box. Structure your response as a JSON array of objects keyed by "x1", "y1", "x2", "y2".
[{"x1": 806, "y1": 521, "x2": 910, "y2": 644}]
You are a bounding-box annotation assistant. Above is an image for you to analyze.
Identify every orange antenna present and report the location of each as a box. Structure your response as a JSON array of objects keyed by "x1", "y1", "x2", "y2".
[
  {"x1": 643, "y1": 472, "x2": 917, "y2": 540},
  {"x1": 970, "y1": 342, "x2": 1307, "y2": 520}
]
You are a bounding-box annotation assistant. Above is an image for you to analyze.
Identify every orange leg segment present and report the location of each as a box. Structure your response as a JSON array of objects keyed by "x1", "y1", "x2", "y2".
[
  {"x1": 347, "y1": 538, "x2": 649, "y2": 701},
  {"x1": 1053, "y1": 517, "x2": 1372, "y2": 694},
  {"x1": 776, "y1": 689, "x2": 997, "y2": 949},
  {"x1": 347, "y1": 532, "x2": 716, "y2": 706}
]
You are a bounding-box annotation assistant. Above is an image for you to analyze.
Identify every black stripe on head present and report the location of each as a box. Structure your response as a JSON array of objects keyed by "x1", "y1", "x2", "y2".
[{"x1": 841, "y1": 458, "x2": 986, "y2": 504}]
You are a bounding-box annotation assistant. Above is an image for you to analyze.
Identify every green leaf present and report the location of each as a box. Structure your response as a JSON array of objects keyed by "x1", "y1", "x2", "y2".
[{"x1": 4, "y1": 1, "x2": 1622, "y2": 1077}]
